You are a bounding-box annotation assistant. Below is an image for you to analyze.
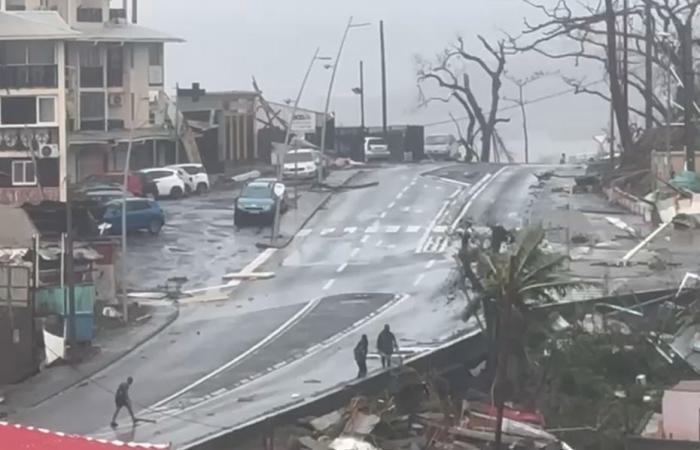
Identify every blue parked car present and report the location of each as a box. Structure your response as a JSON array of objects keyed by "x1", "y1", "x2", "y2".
[{"x1": 102, "y1": 198, "x2": 165, "y2": 235}]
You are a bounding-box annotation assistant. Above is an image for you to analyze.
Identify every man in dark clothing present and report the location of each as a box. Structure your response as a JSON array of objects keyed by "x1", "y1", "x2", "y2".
[
  {"x1": 377, "y1": 324, "x2": 398, "y2": 368},
  {"x1": 354, "y1": 334, "x2": 369, "y2": 378},
  {"x1": 111, "y1": 376, "x2": 136, "y2": 428}
]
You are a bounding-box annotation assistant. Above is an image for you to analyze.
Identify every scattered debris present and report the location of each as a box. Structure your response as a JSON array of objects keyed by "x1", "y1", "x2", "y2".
[
  {"x1": 534, "y1": 171, "x2": 554, "y2": 181},
  {"x1": 551, "y1": 186, "x2": 566, "y2": 193},
  {"x1": 570, "y1": 233, "x2": 590, "y2": 244},
  {"x1": 311, "y1": 410, "x2": 345, "y2": 434}
]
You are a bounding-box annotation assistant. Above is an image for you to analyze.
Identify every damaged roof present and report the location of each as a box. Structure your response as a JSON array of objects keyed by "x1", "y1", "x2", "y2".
[{"x1": 0, "y1": 11, "x2": 79, "y2": 40}]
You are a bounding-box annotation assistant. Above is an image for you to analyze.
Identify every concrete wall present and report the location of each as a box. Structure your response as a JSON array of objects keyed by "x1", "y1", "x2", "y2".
[{"x1": 663, "y1": 389, "x2": 700, "y2": 440}]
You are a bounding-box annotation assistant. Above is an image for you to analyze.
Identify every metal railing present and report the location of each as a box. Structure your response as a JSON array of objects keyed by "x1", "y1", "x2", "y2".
[{"x1": 0, "y1": 65, "x2": 58, "y2": 89}]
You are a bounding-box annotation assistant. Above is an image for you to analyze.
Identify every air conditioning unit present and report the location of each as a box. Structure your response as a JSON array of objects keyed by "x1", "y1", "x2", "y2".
[
  {"x1": 35, "y1": 144, "x2": 59, "y2": 159},
  {"x1": 109, "y1": 93, "x2": 123, "y2": 107}
]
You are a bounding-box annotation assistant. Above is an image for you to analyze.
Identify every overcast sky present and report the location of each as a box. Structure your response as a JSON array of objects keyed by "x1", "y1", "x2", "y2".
[{"x1": 140, "y1": 0, "x2": 612, "y2": 162}]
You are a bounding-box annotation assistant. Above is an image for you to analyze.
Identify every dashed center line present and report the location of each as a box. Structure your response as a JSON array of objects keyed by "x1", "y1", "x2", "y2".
[
  {"x1": 413, "y1": 274, "x2": 425, "y2": 286},
  {"x1": 336, "y1": 263, "x2": 348, "y2": 273},
  {"x1": 375, "y1": 239, "x2": 384, "y2": 247},
  {"x1": 379, "y1": 212, "x2": 387, "y2": 219},
  {"x1": 396, "y1": 192, "x2": 404, "y2": 200},
  {"x1": 320, "y1": 228, "x2": 335, "y2": 236},
  {"x1": 350, "y1": 247, "x2": 361, "y2": 258},
  {"x1": 387, "y1": 201, "x2": 396, "y2": 209},
  {"x1": 361, "y1": 235, "x2": 370, "y2": 243},
  {"x1": 323, "y1": 279, "x2": 336, "y2": 290},
  {"x1": 425, "y1": 259, "x2": 436, "y2": 269}
]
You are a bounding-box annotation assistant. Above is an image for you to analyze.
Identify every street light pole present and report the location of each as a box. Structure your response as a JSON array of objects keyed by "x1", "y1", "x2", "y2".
[
  {"x1": 271, "y1": 47, "x2": 325, "y2": 244},
  {"x1": 359, "y1": 60, "x2": 365, "y2": 131},
  {"x1": 317, "y1": 17, "x2": 370, "y2": 185}
]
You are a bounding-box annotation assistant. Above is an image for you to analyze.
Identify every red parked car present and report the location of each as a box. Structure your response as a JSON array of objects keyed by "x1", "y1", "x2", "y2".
[{"x1": 82, "y1": 172, "x2": 156, "y2": 197}]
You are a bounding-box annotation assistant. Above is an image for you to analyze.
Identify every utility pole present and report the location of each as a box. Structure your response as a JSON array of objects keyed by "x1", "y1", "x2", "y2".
[
  {"x1": 65, "y1": 177, "x2": 76, "y2": 346},
  {"x1": 174, "y1": 83, "x2": 180, "y2": 164},
  {"x1": 359, "y1": 60, "x2": 365, "y2": 131},
  {"x1": 622, "y1": 0, "x2": 629, "y2": 111},
  {"x1": 644, "y1": 1, "x2": 654, "y2": 129},
  {"x1": 380, "y1": 20, "x2": 388, "y2": 139},
  {"x1": 681, "y1": 23, "x2": 695, "y2": 171}
]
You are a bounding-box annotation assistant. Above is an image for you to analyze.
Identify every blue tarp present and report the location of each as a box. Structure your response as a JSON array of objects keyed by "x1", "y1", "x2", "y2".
[
  {"x1": 669, "y1": 171, "x2": 700, "y2": 193},
  {"x1": 35, "y1": 284, "x2": 96, "y2": 316}
]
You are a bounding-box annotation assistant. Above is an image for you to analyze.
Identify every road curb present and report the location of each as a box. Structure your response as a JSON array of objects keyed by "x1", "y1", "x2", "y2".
[
  {"x1": 258, "y1": 170, "x2": 365, "y2": 250},
  {"x1": 11, "y1": 304, "x2": 180, "y2": 412}
]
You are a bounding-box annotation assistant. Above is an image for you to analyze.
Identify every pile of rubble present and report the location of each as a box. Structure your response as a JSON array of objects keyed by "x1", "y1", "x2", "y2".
[{"x1": 283, "y1": 369, "x2": 572, "y2": 450}]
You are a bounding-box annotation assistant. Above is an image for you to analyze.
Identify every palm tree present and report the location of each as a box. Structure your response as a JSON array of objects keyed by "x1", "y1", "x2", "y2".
[{"x1": 472, "y1": 224, "x2": 578, "y2": 448}]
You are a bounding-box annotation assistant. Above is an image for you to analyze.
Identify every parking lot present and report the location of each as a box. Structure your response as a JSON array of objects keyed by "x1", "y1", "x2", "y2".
[{"x1": 123, "y1": 188, "x2": 272, "y2": 293}]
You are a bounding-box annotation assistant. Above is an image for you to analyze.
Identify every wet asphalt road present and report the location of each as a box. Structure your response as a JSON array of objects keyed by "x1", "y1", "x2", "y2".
[
  {"x1": 16, "y1": 163, "x2": 547, "y2": 447},
  {"x1": 124, "y1": 189, "x2": 266, "y2": 292}
]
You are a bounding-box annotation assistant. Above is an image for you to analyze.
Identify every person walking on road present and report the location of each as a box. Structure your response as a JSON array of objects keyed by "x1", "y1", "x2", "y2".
[
  {"x1": 111, "y1": 376, "x2": 136, "y2": 428},
  {"x1": 354, "y1": 334, "x2": 369, "y2": 378},
  {"x1": 377, "y1": 324, "x2": 398, "y2": 368}
]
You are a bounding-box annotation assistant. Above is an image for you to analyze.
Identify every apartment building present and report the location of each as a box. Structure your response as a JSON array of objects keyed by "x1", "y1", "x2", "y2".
[{"x1": 0, "y1": 0, "x2": 181, "y2": 205}]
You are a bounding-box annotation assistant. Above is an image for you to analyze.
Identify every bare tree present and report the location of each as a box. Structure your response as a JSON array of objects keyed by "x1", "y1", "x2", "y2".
[
  {"x1": 503, "y1": 71, "x2": 555, "y2": 163},
  {"x1": 417, "y1": 36, "x2": 511, "y2": 162},
  {"x1": 514, "y1": 0, "x2": 700, "y2": 168}
]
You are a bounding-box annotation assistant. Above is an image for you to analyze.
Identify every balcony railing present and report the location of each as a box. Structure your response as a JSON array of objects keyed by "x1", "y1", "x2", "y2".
[
  {"x1": 109, "y1": 8, "x2": 127, "y2": 21},
  {"x1": 80, "y1": 67, "x2": 104, "y2": 88},
  {"x1": 107, "y1": 69, "x2": 123, "y2": 87},
  {"x1": 0, "y1": 65, "x2": 58, "y2": 89},
  {"x1": 76, "y1": 7, "x2": 103, "y2": 23}
]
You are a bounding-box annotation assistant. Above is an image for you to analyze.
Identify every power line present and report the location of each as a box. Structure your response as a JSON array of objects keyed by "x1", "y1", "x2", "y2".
[{"x1": 423, "y1": 78, "x2": 607, "y2": 128}]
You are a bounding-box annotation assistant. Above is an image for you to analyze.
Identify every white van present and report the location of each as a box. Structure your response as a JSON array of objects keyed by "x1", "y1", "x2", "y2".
[{"x1": 425, "y1": 134, "x2": 459, "y2": 160}]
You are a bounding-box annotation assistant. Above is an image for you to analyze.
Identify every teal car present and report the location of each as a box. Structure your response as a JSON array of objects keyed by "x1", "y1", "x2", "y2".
[{"x1": 234, "y1": 179, "x2": 287, "y2": 227}]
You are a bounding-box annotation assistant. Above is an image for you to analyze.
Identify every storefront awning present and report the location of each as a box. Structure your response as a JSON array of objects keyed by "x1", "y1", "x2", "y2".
[{"x1": 70, "y1": 128, "x2": 175, "y2": 146}]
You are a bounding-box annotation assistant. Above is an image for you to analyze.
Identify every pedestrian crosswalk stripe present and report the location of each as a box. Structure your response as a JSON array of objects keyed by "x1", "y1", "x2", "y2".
[
  {"x1": 406, "y1": 226, "x2": 421, "y2": 233},
  {"x1": 297, "y1": 229, "x2": 312, "y2": 237},
  {"x1": 344, "y1": 227, "x2": 357, "y2": 234},
  {"x1": 385, "y1": 225, "x2": 401, "y2": 233},
  {"x1": 320, "y1": 228, "x2": 335, "y2": 236},
  {"x1": 365, "y1": 226, "x2": 380, "y2": 233},
  {"x1": 433, "y1": 225, "x2": 448, "y2": 233}
]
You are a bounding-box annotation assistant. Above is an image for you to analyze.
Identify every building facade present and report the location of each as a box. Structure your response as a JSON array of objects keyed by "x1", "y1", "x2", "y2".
[{"x1": 0, "y1": 0, "x2": 181, "y2": 205}]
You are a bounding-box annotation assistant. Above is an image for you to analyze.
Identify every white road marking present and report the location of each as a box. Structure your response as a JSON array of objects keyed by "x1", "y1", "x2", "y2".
[
  {"x1": 449, "y1": 187, "x2": 462, "y2": 199},
  {"x1": 376, "y1": 239, "x2": 384, "y2": 247},
  {"x1": 379, "y1": 212, "x2": 387, "y2": 219},
  {"x1": 144, "y1": 295, "x2": 412, "y2": 423},
  {"x1": 396, "y1": 192, "x2": 404, "y2": 200},
  {"x1": 437, "y1": 237, "x2": 449, "y2": 253},
  {"x1": 406, "y1": 225, "x2": 421, "y2": 233},
  {"x1": 413, "y1": 274, "x2": 425, "y2": 286},
  {"x1": 387, "y1": 201, "x2": 396, "y2": 209},
  {"x1": 416, "y1": 200, "x2": 450, "y2": 254},
  {"x1": 423, "y1": 184, "x2": 429, "y2": 188},
  {"x1": 426, "y1": 259, "x2": 436, "y2": 269},
  {"x1": 385, "y1": 225, "x2": 401, "y2": 233},
  {"x1": 433, "y1": 225, "x2": 448, "y2": 233},
  {"x1": 336, "y1": 263, "x2": 348, "y2": 273},
  {"x1": 148, "y1": 295, "x2": 320, "y2": 410},
  {"x1": 344, "y1": 226, "x2": 357, "y2": 234},
  {"x1": 365, "y1": 226, "x2": 380, "y2": 233},
  {"x1": 320, "y1": 228, "x2": 335, "y2": 236},
  {"x1": 296, "y1": 229, "x2": 312, "y2": 237},
  {"x1": 350, "y1": 247, "x2": 361, "y2": 258},
  {"x1": 183, "y1": 248, "x2": 276, "y2": 295},
  {"x1": 361, "y1": 235, "x2": 371, "y2": 243},
  {"x1": 449, "y1": 167, "x2": 508, "y2": 232},
  {"x1": 323, "y1": 279, "x2": 336, "y2": 290}
]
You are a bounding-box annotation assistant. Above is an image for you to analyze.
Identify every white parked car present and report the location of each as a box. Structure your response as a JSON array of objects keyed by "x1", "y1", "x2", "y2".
[
  {"x1": 282, "y1": 149, "x2": 320, "y2": 180},
  {"x1": 140, "y1": 167, "x2": 187, "y2": 199},
  {"x1": 364, "y1": 137, "x2": 390, "y2": 161},
  {"x1": 169, "y1": 163, "x2": 210, "y2": 194},
  {"x1": 425, "y1": 134, "x2": 459, "y2": 160}
]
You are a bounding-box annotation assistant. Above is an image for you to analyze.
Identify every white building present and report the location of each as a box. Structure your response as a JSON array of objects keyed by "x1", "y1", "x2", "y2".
[{"x1": 0, "y1": 0, "x2": 181, "y2": 205}]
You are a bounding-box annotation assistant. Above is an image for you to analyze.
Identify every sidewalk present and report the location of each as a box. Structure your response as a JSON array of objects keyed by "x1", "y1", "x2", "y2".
[{"x1": 1, "y1": 302, "x2": 178, "y2": 417}]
